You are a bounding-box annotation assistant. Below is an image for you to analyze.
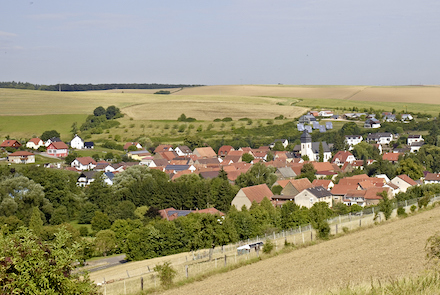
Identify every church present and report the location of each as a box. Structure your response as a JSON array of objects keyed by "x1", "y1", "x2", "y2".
[{"x1": 293, "y1": 130, "x2": 332, "y2": 162}]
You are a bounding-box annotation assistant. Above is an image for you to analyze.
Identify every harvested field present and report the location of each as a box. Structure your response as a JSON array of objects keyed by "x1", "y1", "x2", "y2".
[
  {"x1": 160, "y1": 206, "x2": 440, "y2": 295},
  {"x1": 122, "y1": 97, "x2": 306, "y2": 121},
  {"x1": 174, "y1": 85, "x2": 367, "y2": 100}
]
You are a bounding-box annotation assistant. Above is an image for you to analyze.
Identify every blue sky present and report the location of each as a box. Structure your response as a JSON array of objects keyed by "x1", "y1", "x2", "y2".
[{"x1": 1, "y1": 0, "x2": 439, "y2": 85}]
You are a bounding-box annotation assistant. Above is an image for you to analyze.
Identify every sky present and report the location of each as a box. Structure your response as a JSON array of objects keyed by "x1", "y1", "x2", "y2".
[{"x1": 1, "y1": 0, "x2": 439, "y2": 86}]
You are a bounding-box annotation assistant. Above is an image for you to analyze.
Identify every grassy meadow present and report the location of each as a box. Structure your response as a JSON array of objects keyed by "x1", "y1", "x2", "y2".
[{"x1": 1, "y1": 85, "x2": 440, "y2": 143}]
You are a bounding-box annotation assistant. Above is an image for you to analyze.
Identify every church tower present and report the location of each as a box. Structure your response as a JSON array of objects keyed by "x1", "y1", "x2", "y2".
[{"x1": 300, "y1": 130, "x2": 313, "y2": 160}]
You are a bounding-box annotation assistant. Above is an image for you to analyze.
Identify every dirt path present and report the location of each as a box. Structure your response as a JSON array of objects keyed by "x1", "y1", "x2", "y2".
[{"x1": 161, "y1": 206, "x2": 440, "y2": 295}]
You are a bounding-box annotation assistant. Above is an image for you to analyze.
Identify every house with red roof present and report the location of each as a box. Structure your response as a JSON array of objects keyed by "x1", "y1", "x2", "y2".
[
  {"x1": 382, "y1": 152, "x2": 402, "y2": 163},
  {"x1": 424, "y1": 172, "x2": 440, "y2": 184},
  {"x1": 193, "y1": 147, "x2": 217, "y2": 158},
  {"x1": 344, "y1": 187, "x2": 391, "y2": 207},
  {"x1": 124, "y1": 142, "x2": 143, "y2": 151},
  {"x1": 1, "y1": 139, "x2": 21, "y2": 149},
  {"x1": 26, "y1": 138, "x2": 43, "y2": 150},
  {"x1": 71, "y1": 157, "x2": 97, "y2": 170},
  {"x1": 390, "y1": 174, "x2": 418, "y2": 193},
  {"x1": 46, "y1": 141, "x2": 68, "y2": 157},
  {"x1": 312, "y1": 179, "x2": 334, "y2": 190},
  {"x1": 8, "y1": 151, "x2": 35, "y2": 164},
  {"x1": 218, "y1": 145, "x2": 234, "y2": 157},
  {"x1": 331, "y1": 151, "x2": 356, "y2": 166},
  {"x1": 154, "y1": 144, "x2": 173, "y2": 154},
  {"x1": 231, "y1": 183, "x2": 273, "y2": 210}
]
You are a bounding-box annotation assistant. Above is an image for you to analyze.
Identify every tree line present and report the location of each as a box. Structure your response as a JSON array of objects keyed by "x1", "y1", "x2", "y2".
[{"x1": 0, "y1": 81, "x2": 202, "y2": 91}]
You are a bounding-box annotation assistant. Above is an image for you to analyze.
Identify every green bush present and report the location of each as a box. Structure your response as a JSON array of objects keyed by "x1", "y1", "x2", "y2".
[
  {"x1": 397, "y1": 207, "x2": 407, "y2": 217},
  {"x1": 263, "y1": 239, "x2": 274, "y2": 254},
  {"x1": 154, "y1": 261, "x2": 177, "y2": 288},
  {"x1": 410, "y1": 204, "x2": 417, "y2": 213}
]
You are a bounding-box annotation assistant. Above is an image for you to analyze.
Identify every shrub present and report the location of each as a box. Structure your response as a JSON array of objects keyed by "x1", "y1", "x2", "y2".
[
  {"x1": 410, "y1": 204, "x2": 417, "y2": 213},
  {"x1": 342, "y1": 227, "x2": 349, "y2": 234},
  {"x1": 222, "y1": 117, "x2": 233, "y2": 122},
  {"x1": 418, "y1": 196, "x2": 431, "y2": 208},
  {"x1": 154, "y1": 261, "x2": 177, "y2": 288},
  {"x1": 154, "y1": 90, "x2": 171, "y2": 95},
  {"x1": 274, "y1": 115, "x2": 285, "y2": 120},
  {"x1": 263, "y1": 239, "x2": 274, "y2": 254},
  {"x1": 213, "y1": 118, "x2": 221, "y2": 122},
  {"x1": 397, "y1": 207, "x2": 407, "y2": 217},
  {"x1": 426, "y1": 233, "x2": 440, "y2": 265}
]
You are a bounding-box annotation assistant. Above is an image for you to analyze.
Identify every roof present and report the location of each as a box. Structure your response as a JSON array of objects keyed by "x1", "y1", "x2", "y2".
[
  {"x1": 332, "y1": 151, "x2": 354, "y2": 163},
  {"x1": 218, "y1": 145, "x2": 234, "y2": 156},
  {"x1": 28, "y1": 138, "x2": 42, "y2": 144},
  {"x1": 310, "y1": 161, "x2": 335, "y2": 172},
  {"x1": 312, "y1": 179, "x2": 332, "y2": 189},
  {"x1": 123, "y1": 142, "x2": 140, "y2": 150},
  {"x1": 193, "y1": 147, "x2": 217, "y2": 158},
  {"x1": 241, "y1": 184, "x2": 273, "y2": 203},
  {"x1": 382, "y1": 152, "x2": 401, "y2": 162},
  {"x1": 306, "y1": 186, "x2": 333, "y2": 198},
  {"x1": 154, "y1": 144, "x2": 173, "y2": 153},
  {"x1": 176, "y1": 145, "x2": 192, "y2": 153},
  {"x1": 397, "y1": 174, "x2": 418, "y2": 186},
  {"x1": 165, "y1": 164, "x2": 190, "y2": 172},
  {"x1": 425, "y1": 172, "x2": 440, "y2": 181},
  {"x1": 1, "y1": 140, "x2": 21, "y2": 147},
  {"x1": 276, "y1": 167, "x2": 296, "y2": 178},
  {"x1": 8, "y1": 151, "x2": 34, "y2": 156},
  {"x1": 75, "y1": 157, "x2": 97, "y2": 165},
  {"x1": 48, "y1": 141, "x2": 68, "y2": 149},
  {"x1": 199, "y1": 171, "x2": 220, "y2": 179},
  {"x1": 192, "y1": 208, "x2": 225, "y2": 216},
  {"x1": 331, "y1": 184, "x2": 359, "y2": 195}
]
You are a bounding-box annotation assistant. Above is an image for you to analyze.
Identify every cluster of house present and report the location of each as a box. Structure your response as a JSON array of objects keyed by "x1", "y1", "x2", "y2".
[
  {"x1": 0, "y1": 135, "x2": 94, "y2": 164},
  {"x1": 231, "y1": 172, "x2": 419, "y2": 211},
  {"x1": 299, "y1": 110, "x2": 414, "y2": 130},
  {"x1": 0, "y1": 127, "x2": 430, "y2": 220}
]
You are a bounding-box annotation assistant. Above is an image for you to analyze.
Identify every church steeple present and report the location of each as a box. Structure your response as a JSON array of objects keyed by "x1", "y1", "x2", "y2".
[
  {"x1": 300, "y1": 130, "x2": 312, "y2": 160},
  {"x1": 300, "y1": 130, "x2": 312, "y2": 143}
]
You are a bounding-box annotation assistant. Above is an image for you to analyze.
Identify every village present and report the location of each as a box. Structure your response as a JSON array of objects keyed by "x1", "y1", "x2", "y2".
[{"x1": 0, "y1": 109, "x2": 433, "y2": 221}]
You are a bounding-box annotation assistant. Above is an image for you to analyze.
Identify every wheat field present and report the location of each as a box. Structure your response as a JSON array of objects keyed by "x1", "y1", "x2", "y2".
[{"x1": 159, "y1": 206, "x2": 440, "y2": 295}]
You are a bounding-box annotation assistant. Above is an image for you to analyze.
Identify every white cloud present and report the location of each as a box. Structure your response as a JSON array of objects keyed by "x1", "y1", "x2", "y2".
[{"x1": 0, "y1": 31, "x2": 17, "y2": 37}]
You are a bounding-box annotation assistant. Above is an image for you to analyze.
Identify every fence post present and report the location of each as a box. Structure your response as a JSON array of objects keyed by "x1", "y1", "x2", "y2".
[
  {"x1": 186, "y1": 265, "x2": 188, "y2": 278},
  {"x1": 336, "y1": 224, "x2": 338, "y2": 235},
  {"x1": 141, "y1": 277, "x2": 144, "y2": 290},
  {"x1": 359, "y1": 218, "x2": 361, "y2": 227},
  {"x1": 126, "y1": 270, "x2": 130, "y2": 278},
  {"x1": 311, "y1": 231, "x2": 313, "y2": 241},
  {"x1": 302, "y1": 233, "x2": 305, "y2": 244},
  {"x1": 224, "y1": 255, "x2": 227, "y2": 267}
]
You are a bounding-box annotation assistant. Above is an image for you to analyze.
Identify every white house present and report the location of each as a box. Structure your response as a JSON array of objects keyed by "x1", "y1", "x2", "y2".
[
  {"x1": 345, "y1": 135, "x2": 363, "y2": 150},
  {"x1": 401, "y1": 114, "x2": 413, "y2": 122},
  {"x1": 318, "y1": 110, "x2": 333, "y2": 117},
  {"x1": 366, "y1": 133, "x2": 394, "y2": 145},
  {"x1": 331, "y1": 151, "x2": 356, "y2": 166},
  {"x1": 71, "y1": 157, "x2": 97, "y2": 171},
  {"x1": 294, "y1": 186, "x2": 333, "y2": 209},
  {"x1": 424, "y1": 172, "x2": 440, "y2": 184},
  {"x1": 364, "y1": 119, "x2": 381, "y2": 128},
  {"x1": 26, "y1": 138, "x2": 44, "y2": 149},
  {"x1": 175, "y1": 145, "x2": 193, "y2": 157},
  {"x1": 407, "y1": 135, "x2": 424, "y2": 145},
  {"x1": 70, "y1": 134, "x2": 84, "y2": 149},
  {"x1": 390, "y1": 175, "x2": 418, "y2": 193}
]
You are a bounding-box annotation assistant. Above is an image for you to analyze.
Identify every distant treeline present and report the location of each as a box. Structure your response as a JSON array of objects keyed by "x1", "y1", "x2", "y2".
[{"x1": 0, "y1": 81, "x2": 202, "y2": 91}]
